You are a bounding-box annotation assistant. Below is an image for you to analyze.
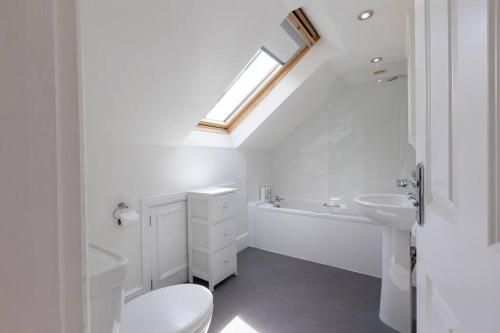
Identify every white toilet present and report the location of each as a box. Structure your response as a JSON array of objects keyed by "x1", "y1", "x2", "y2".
[
  {"x1": 90, "y1": 244, "x2": 213, "y2": 333},
  {"x1": 121, "y1": 284, "x2": 213, "y2": 333}
]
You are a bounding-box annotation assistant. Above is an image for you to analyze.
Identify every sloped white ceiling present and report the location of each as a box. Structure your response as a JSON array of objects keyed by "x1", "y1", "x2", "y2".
[
  {"x1": 81, "y1": 0, "x2": 411, "y2": 148},
  {"x1": 241, "y1": 60, "x2": 408, "y2": 149},
  {"x1": 80, "y1": 0, "x2": 295, "y2": 145},
  {"x1": 240, "y1": 61, "x2": 339, "y2": 149},
  {"x1": 238, "y1": 0, "x2": 412, "y2": 149},
  {"x1": 284, "y1": 0, "x2": 411, "y2": 74}
]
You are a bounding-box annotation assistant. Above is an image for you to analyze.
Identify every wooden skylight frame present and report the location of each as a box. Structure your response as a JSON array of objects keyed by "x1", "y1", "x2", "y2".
[{"x1": 197, "y1": 8, "x2": 320, "y2": 133}]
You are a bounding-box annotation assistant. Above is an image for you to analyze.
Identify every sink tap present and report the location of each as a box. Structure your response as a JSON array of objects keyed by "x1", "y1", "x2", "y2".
[
  {"x1": 397, "y1": 178, "x2": 419, "y2": 188},
  {"x1": 397, "y1": 168, "x2": 420, "y2": 188},
  {"x1": 407, "y1": 192, "x2": 419, "y2": 207}
]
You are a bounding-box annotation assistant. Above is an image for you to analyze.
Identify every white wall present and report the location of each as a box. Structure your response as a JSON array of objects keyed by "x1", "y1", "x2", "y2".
[
  {"x1": 80, "y1": 0, "x2": 414, "y2": 307},
  {"x1": 87, "y1": 77, "x2": 414, "y2": 297},
  {"x1": 79, "y1": 0, "x2": 291, "y2": 300},
  {"x1": 0, "y1": 0, "x2": 84, "y2": 332},
  {"x1": 246, "y1": 150, "x2": 273, "y2": 203},
  {"x1": 79, "y1": 0, "x2": 292, "y2": 146},
  {"x1": 86, "y1": 140, "x2": 272, "y2": 295},
  {"x1": 87, "y1": 141, "x2": 247, "y2": 293},
  {"x1": 271, "y1": 75, "x2": 415, "y2": 203}
]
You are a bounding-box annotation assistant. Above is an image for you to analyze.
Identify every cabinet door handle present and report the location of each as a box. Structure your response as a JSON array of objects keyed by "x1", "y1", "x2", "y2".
[
  {"x1": 224, "y1": 257, "x2": 230, "y2": 263},
  {"x1": 223, "y1": 202, "x2": 229, "y2": 209}
]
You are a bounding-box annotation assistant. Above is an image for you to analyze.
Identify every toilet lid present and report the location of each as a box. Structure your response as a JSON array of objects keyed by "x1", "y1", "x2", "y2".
[{"x1": 121, "y1": 284, "x2": 213, "y2": 333}]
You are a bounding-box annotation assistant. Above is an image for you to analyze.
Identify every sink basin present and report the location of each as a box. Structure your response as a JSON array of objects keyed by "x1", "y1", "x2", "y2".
[
  {"x1": 89, "y1": 244, "x2": 128, "y2": 333},
  {"x1": 353, "y1": 194, "x2": 415, "y2": 231},
  {"x1": 353, "y1": 194, "x2": 416, "y2": 333}
]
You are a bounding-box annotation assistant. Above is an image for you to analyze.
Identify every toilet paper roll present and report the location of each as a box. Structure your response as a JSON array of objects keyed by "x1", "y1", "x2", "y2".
[{"x1": 116, "y1": 210, "x2": 139, "y2": 229}]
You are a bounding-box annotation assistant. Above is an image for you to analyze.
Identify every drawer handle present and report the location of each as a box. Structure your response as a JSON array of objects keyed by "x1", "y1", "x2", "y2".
[
  {"x1": 224, "y1": 257, "x2": 230, "y2": 263},
  {"x1": 223, "y1": 202, "x2": 229, "y2": 209},
  {"x1": 223, "y1": 231, "x2": 229, "y2": 237}
]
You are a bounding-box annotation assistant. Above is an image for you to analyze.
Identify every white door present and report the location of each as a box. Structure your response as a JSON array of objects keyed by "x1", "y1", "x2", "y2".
[
  {"x1": 414, "y1": 0, "x2": 500, "y2": 331},
  {"x1": 150, "y1": 200, "x2": 189, "y2": 289}
]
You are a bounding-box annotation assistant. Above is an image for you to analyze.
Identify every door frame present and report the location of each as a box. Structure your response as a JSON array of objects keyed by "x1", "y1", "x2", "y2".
[{"x1": 488, "y1": 0, "x2": 500, "y2": 247}]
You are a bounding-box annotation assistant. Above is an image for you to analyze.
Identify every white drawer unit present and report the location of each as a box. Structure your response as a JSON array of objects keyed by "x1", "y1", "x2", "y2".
[{"x1": 187, "y1": 187, "x2": 237, "y2": 291}]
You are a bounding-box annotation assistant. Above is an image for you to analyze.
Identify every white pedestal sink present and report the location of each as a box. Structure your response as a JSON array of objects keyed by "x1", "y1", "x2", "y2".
[{"x1": 353, "y1": 194, "x2": 415, "y2": 333}]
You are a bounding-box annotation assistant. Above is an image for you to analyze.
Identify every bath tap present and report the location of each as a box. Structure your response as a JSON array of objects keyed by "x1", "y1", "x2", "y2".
[
  {"x1": 272, "y1": 195, "x2": 284, "y2": 207},
  {"x1": 323, "y1": 197, "x2": 343, "y2": 208},
  {"x1": 323, "y1": 202, "x2": 342, "y2": 208}
]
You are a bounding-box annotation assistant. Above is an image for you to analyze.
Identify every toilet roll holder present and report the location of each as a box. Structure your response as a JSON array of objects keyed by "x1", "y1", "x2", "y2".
[{"x1": 113, "y1": 202, "x2": 129, "y2": 226}]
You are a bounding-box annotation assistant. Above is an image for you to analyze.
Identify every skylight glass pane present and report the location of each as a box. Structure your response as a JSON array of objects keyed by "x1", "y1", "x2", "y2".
[{"x1": 204, "y1": 49, "x2": 281, "y2": 123}]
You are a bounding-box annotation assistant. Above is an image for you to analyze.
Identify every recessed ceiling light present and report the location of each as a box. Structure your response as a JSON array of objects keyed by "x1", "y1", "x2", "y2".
[
  {"x1": 358, "y1": 10, "x2": 374, "y2": 21},
  {"x1": 373, "y1": 69, "x2": 387, "y2": 75},
  {"x1": 371, "y1": 57, "x2": 383, "y2": 63},
  {"x1": 377, "y1": 79, "x2": 383, "y2": 82}
]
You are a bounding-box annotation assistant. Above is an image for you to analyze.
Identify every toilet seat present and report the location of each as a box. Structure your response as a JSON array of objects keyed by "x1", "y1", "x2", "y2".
[{"x1": 121, "y1": 284, "x2": 213, "y2": 333}]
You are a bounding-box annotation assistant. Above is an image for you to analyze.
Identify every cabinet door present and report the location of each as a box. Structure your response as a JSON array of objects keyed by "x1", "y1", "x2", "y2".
[
  {"x1": 211, "y1": 219, "x2": 235, "y2": 252},
  {"x1": 150, "y1": 201, "x2": 188, "y2": 289},
  {"x1": 210, "y1": 193, "x2": 235, "y2": 222},
  {"x1": 212, "y1": 243, "x2": 237, "y2": 284}
]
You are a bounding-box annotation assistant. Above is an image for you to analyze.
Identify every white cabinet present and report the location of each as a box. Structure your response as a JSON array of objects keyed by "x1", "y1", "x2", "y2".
[
  {"x1": 137, "y1": 192, "x2": 190, "y2": 301},
  {"x1": 149, "y1": 200, "x2": 188, "y2": 290},
  {"x1": 187, "y1": 187, "x2": 237, "y2": 291}
]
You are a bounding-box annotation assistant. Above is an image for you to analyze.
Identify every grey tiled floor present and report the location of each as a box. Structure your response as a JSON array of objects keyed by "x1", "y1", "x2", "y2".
[{"x1": 202, "y1": 247, "x2": 397, "y2": 333}]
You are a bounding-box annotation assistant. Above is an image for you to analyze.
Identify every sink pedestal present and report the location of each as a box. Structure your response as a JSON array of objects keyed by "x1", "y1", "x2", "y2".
[
  {"x1": 380, "y1": 227, "x2": 411, "y2": 333},
  {"x1": 353, "y1": 194, "x2": 416, "y2": 333}
]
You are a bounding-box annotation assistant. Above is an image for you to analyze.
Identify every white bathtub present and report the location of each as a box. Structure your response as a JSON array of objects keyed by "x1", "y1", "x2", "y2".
[{"x1": 249, "y1": 199, "x2": 383, "y2": 278}]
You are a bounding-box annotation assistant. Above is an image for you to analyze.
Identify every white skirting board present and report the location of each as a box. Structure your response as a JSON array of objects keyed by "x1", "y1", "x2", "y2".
[{"x1": 236, "y1": 233, "x2": 249, "y2": 253}]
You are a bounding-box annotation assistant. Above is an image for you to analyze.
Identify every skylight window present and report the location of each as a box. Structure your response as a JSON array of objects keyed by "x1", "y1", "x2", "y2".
[
  {"x1": 198, "y1": 7, "x2": 319, "y2": 133},
  {"x1": 203, "y1": 48, "x2": 283, "y2": 125}
]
